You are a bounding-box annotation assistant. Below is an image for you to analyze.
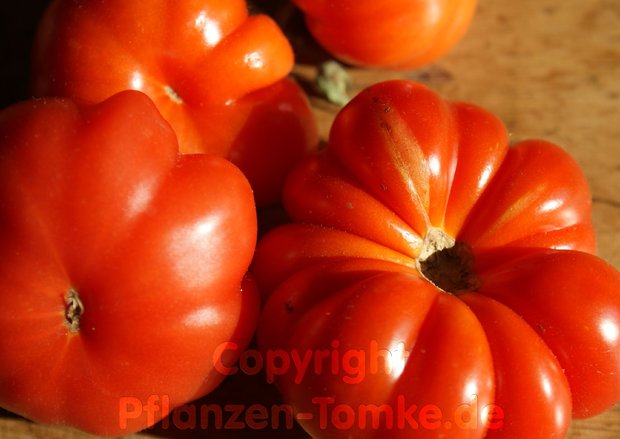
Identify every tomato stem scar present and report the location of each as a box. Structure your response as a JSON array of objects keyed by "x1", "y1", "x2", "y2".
[
  {"x1": 65, "y1": 288, "x2": 84, "y2": 333},
  {"x1": 416, "y1": 227, "x2": 480, "y2": 294},
  {"x1": 164, "y1": 85, "x2": 183, "y2": 104}
]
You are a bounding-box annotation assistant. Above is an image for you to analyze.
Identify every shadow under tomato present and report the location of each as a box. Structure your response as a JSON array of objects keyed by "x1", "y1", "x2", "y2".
[
  {"x1": 0, "y1": 2, "x2": 50, "y2": 108},
  {"x1": 147, "y1": 361, "x2": 310, "y2": 439}
]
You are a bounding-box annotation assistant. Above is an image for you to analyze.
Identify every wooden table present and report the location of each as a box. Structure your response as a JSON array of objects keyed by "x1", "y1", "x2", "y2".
[{"x1": 1, "y1": 0, "x2": 619, "y2": 437}]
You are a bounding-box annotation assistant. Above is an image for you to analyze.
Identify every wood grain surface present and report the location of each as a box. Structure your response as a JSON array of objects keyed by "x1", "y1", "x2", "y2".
[{"x1": 1, "y1": 0, "x2": 619, "y2": 437}]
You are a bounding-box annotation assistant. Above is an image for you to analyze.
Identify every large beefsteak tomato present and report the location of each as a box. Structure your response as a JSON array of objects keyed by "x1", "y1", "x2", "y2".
[
  {"x1": 292, "y1": 0, "x2": 477, "y2": 69},
  {"x1": 31, "y1": 0, "x2": 319, "y2": 207},
  {"x1": 253, "y1": 80, "x2": 620, "y2": 438},
  {"x1": 0, "y1": 90, "x2": 259, "y2": 436}
]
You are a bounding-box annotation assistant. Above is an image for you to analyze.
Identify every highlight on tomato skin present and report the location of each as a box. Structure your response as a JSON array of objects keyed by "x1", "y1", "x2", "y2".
[
  {"x1": 30, "y1": 0, "x2": 319, "y2": 207},
  {"x1": 251, "y1": 79, "x2": 620, "y2": 438},
  {"x1": 0, "y1": 90, "x2": 260, "y2": 436},
  {"x1": 292, "y1": 0, "x2": 478, "y2": 69}
]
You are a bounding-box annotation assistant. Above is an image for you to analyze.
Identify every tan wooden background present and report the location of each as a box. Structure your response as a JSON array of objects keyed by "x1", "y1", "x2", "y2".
[{"x1": 1, "y1": 0, "x2": 619, "y2": 437}]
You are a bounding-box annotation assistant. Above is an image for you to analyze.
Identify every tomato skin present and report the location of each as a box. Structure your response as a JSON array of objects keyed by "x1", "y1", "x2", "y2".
[
  {"x1": 293, "y1": 0, "x2": 478, "y2": 68},
  {"x1": 259, "y1": 263, "x2": 495, "y2": 439},
  {"x1": 31, "y1": 0, "x2": 319, "y2": 207},
  {"x1": 460, "y1": 293, "x2": 571, "y2": 439},
  {"x1": 475, "y1": 249, "x2": 620, "y2": 419},
  {"x1": 253, "y1": 80, "x2": 620, "y2": 438},
  {"x1": 225, "y1": 77, "x2": 320, "y2": 207},
  {"x1": 0, "y1": 91, "x2": 259, "y2": 435}
]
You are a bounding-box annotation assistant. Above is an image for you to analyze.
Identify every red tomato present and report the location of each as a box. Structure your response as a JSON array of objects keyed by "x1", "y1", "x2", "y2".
[
  {"x1": 0, "y1": 90, "x2": 259, "y2": 436},
  {"x1": 252, "y1": 80, "x2": 620, "y2": 438},
  {"x1": 292, "y1": 0, "x2": 478, "y2": 68},
  {"x1": 31, "y1": 0, "x2": 319, "y2": 207}
]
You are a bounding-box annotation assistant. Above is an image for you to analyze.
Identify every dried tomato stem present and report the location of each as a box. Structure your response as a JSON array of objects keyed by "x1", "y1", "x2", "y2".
[
  {"x1": 65, "y1": 288, "x2": 84, "y2": 333},
  {"x1": 415, "y1": 227, "x2": 480, "y2": 294}
]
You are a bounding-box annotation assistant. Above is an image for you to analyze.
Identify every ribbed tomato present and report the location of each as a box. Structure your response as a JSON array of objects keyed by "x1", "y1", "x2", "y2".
[
  {"x1": 0, "y1": 91, "x2": 259, "y2": 436},
  {"x1": 253, "y1": 80, "x2": 620, "y2": 438},
  {"x1": 293, "y1": 0, "x2": 477, "y2": 68},
  {"x1": 31, "y1": 0, "x2": 319, "y2": 206}
]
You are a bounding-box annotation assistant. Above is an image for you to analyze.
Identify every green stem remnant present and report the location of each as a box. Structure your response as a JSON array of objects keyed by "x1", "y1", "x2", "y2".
[
  {"x1": 415, "y1": 228, "x2": 480, "y2": 294},
  {"x1": 316, "y1": 60, "x2": 351, "y2": 107},
  {"x1": 65, "y1": 288, "x2": 84, "y2": 333}
]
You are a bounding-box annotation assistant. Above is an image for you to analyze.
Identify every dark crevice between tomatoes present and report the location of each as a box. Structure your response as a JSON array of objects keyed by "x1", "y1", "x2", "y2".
[
  {"x1": 65, "y1": 288, "x2": 84, "y2": 333},
  {"x1": 416, "y1": 227, "x2": 480, "y2": 294}
]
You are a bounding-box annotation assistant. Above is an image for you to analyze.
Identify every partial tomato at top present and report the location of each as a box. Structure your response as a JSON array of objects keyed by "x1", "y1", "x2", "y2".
[
  {"x1": 31, "y1": 0, "x2": 319, "y2": 207},
  {"x1": 292, "y1": 0, "x2": 478, "y2": 69},
  {"x1": 252, "y1": 80, "x2": 620, "y2": 438},
  {"x1": 0, "y1": 90, "x2": 259, "y2": 436}
]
